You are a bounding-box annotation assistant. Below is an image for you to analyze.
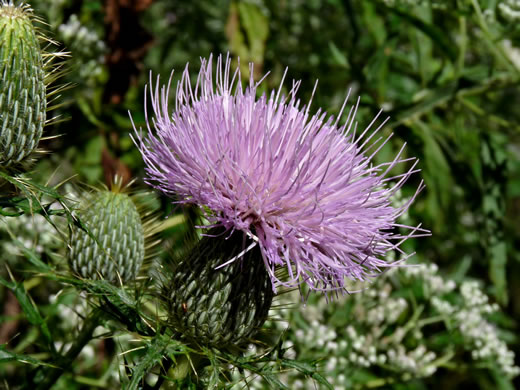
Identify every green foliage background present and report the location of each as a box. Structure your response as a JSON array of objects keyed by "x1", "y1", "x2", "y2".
[{"x1": 1, "y1": 0, "x2": 520, "y2": 389}]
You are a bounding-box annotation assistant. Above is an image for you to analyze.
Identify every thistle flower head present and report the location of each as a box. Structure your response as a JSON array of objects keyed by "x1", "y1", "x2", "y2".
[
  {"x1": 133, "y1": 55, "x2": 427, "y2": 293},
  {"x1": 0, "y1": 0, "x2": 68, "y2": 170}
]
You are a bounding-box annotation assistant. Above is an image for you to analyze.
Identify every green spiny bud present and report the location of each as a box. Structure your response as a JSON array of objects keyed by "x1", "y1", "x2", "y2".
[
  {"x1": 69, "y1": 189, "x2": 145, "y2": 283},
  {"x1": 0, "y1": 1, "x2": 46, "y2": 167},
  {"x1": 167, "y1": 232, "x2": 274, "y2": 348}
]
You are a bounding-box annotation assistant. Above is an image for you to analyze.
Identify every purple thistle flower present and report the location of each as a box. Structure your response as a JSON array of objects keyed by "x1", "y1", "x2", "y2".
[{"x1": 132, "y1": 54, "x2": 428, "y2": 293}]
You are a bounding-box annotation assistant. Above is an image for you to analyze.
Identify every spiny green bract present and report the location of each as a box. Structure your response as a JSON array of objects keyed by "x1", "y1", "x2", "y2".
[
  {"x1": 167, "y1": 233, "x2": 274, "y2": 348},
  {"x1": 69, "y1": 190, "x2": 145, "y2": 283},
  {"x1": 0, "y1": 1, "x2": 46, "y2": 167}
]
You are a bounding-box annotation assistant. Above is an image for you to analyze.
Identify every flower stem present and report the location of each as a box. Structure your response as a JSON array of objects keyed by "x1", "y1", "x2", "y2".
[{"x1": 34, "y1": 307, "x2": 103, "y2": 390}]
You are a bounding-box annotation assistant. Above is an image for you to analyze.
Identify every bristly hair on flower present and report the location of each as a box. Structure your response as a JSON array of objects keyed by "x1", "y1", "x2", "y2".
[{"x1": 131, "y1": 54, "x2": 429, "y2": 294}]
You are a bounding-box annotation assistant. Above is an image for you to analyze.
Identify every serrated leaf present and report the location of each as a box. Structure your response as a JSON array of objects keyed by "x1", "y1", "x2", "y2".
[{"x1": 127, "y1": 334, "x2": 171, "y2": 390}]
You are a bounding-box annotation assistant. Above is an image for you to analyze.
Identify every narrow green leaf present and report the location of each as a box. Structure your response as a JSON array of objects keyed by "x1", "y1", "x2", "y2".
[
  {"x1": 279, "y1": 358, "x2": 316, "y2": 374},
  {"x1": 0, "y1": 345, "x2": 52, "y2": 367},
  {"x1": 0, "y1": 276, "x2": 53, "y2": 348},
  {"x1": 17, "y1": 179, "x2": 61, "y2": 199}
]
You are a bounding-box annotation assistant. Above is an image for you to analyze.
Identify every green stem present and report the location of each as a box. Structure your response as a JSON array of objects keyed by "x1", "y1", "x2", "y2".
[{"x1": 34, "y1": 307, "x2": 103, "y2": 390}]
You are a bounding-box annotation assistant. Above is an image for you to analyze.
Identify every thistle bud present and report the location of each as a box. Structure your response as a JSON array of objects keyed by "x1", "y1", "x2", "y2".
[
  {"x1": 69, "y1": 188, "x2": 145, "y2": 283},
  {"x1": 0, "y1": 1, "x2": 46, "y2": 167},
  {"x1": 167, "y1": 232, "x2": 274, "y2": 348}
]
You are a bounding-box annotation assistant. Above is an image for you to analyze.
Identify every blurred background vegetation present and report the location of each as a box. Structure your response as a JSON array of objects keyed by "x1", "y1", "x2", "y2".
[{"x1": 1, "y1": 0, "x2": 520, "y2": 388}]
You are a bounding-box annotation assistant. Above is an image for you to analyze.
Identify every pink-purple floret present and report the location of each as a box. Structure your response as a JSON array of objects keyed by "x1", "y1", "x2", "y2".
[{"x1": 132, "y1": 54, "x2": 428, "y2": 293}]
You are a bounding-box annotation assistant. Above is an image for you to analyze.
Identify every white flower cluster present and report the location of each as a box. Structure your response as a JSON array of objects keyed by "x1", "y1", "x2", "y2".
[
  {"x1": 387, "y1": 344, "x2": 437, "y2": 377},
  {"x1": 237, "y1": 262, "x2": 519, "y2": 389},
  {"x1": 498, "y1": 0, "x2": 520, "y2": 22},
  {"x1": 364, "y1": 286, "x2": 407, "y2": 324},
  {"x1": 456, "y1": 281, "x2": 520, "y2": 377},
  {"x1": 59, "y1": 14, "x2": 105, "y2": 55},
  {"x1": 58, "y1": 14, "x2": 106, "y2": 82},
  {"x1": 401, "y1": 263, "x2": 456, "y2": 295},
  {"x1": 431, "y1": 296, "x2": 454, "y2": 315}
]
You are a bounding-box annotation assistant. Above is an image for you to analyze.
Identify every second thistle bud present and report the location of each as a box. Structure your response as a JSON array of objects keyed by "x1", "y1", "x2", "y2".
[
  {"x1": 69, "y1": 189, "x2": 145, "y2": 283},
  {"x1": 167, "y1": 232, "x2": 274, "y2": 348},
  {"x1": 0, "y1": 2, "x2": 46, "y2": 167}
]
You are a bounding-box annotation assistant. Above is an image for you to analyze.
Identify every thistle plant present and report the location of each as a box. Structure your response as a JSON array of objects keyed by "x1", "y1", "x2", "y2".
[
  {"x1": 167, "y1": 230, "x2": 274, "y2": 348},
  {"x1": 133, "y1": 54, "x2": 427, "y2": 351},
  {"x1": 28, "y1": 181, "x2": 158, "y2": 389},
  {"x1": 69, "y1": 179, "x2": 146, "y2": 283},
  {"x1": 0, "y1": 1, "x2": 47, "y2": 168}
]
